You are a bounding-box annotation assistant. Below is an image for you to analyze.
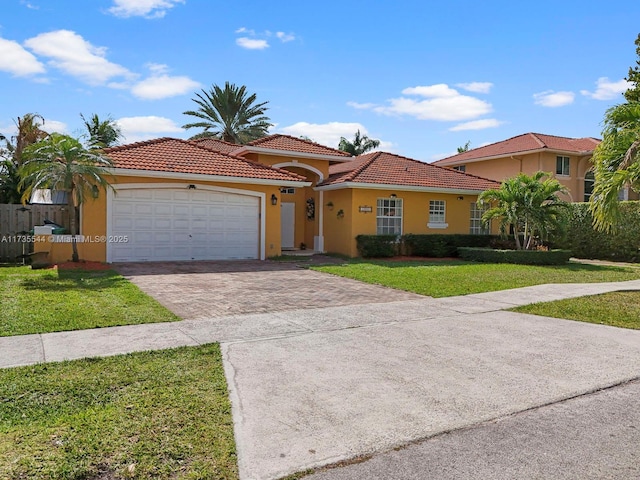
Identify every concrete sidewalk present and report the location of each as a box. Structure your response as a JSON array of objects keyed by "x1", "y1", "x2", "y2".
[{"x1": 2, "y1": 279, "x2": 640, "y2": 369}]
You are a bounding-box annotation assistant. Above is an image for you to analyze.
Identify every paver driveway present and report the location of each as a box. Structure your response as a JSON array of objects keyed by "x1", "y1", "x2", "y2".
[{"x1": 115, "y1": 259, "x2": 423, "y2": 320}]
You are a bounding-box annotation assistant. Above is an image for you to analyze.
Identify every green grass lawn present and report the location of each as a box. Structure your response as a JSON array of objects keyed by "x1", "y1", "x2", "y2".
[
  {"x1": 0, "y1": 266, "x2": 179, "y2": 336},
  {"x1": 312, "y1": 260, "x2": 640, "y2": 297},
  {"x1": 512, "y1": 290, "x2": 640, "y2": 329},
  {"x1": 0, "y1": 345, "x2": 238, "y2": 480}
]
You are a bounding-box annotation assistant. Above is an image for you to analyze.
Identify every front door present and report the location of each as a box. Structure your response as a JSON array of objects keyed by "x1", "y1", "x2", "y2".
[{"x1": 281, "y1": 202, "x2": 295, "y2": 249}]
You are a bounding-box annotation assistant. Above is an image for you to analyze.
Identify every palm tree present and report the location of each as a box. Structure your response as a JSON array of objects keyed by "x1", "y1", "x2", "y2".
[
  {"x1": 182, "y1": 82, "x2": 272, "y2": 144},
  {"x1": 0, "y1": 114, "x2": 48, "y2": 203},
  {"x1": 589, "y1": 102, "x2": 640, "y2": 232},
  {"x1": 80, "y1": 113, "x2": 123, "y2": 150},
  {"x1": 457, "y1": 141, "x2": 471, "y2": 153},
  {"x1": 338, "y1": 130, "x2": 380, "y2": 156},
  {"x1": 19, "y1": 133, "x2": 114, "y2": 262},
  {"x1": 478, "y1": 171, "x2": 568, "y2": 250},
  {"x1": 13, "y1": 113, "x2": 48, "y2": 165}
]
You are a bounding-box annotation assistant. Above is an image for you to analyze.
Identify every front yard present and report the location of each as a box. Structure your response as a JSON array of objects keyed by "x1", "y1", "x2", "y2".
[
  {"x1": 0, "y1": 266, "x2": 178, "y2": 336},
  {"x1": 2, "y1": 259, "x2": 640, "y2": 479},
  {"x1": 0, "y1": 345, "x2": 237, "y2": 480},
  {"x1": 312, "y1": 260, "x2": 640, "y2": 297}
]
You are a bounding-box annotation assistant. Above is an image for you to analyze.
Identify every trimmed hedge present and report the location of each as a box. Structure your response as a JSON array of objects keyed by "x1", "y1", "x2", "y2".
[
  {"x1": 355, "y1": 234, "x2": 498, "y2": 258},
  {"x1": 403, "y1": 234, "x2": 499, "y2": 257},
  {"x1": 458, "y1": 247, "x2": 572, "y2": 265},
  {"x1": 355, "y1": 234, "x2": 399, "y2": 257},
  {"x1": 552, "y1": 202, "x2": 640, "y2": 262}
]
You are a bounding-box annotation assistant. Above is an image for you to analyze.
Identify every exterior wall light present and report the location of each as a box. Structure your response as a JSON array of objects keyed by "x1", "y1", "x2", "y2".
[
  {"x1": 188, "y1": 184, "x2": 196, "y2": 190},
  {"x1": 457, "y1": 196, "x2": 464, "y2": 201},
  {"x1": 390, "y1": 193, "x2": 397, "y2": 198},
  {"x1": 271, "y1": 194, "x2": 278, "y2": 205}
]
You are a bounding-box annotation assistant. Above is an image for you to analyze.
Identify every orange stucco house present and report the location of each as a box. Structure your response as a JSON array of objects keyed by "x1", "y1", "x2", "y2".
[
  {"x1": 433, "y1": 133, "x2": 601, "y2": 202},
  {"x1": 39, "y1": 134, "x2": 500, "y2": 263}
]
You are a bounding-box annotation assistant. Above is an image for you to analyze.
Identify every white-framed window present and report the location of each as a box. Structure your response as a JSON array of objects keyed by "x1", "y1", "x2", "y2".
[
  {"x1": 470, "y1": 202, "x2": 490, "y2": 234},
  {"x1": 428, "y1": 200, "x2": 447, "y2": 228},
  {"x1": 453, "y1": 165, "x2": 466, "y2": 172},
  {"x1": 584, "y1": 171, "x2": 595, "y2": 202},
  {"x1": 376, "y1": 198, "x2": 403, "y2": 235},
  {"x1": 556, "y1": 156, "x2": 570, "y2": 176},
  {"x1": 280, "y1": 187, "x2": 296, "y2": 194}
]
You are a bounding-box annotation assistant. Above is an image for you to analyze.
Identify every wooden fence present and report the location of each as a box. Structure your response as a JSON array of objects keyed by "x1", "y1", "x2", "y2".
[{"x1": 0, "y1": 204, "x2": 72, "y2": 264}]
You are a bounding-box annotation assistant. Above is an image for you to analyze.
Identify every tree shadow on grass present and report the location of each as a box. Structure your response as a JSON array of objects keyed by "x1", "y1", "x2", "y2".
[{"x1": 20, "y1": 270, "x2": 126, "y2": 292}]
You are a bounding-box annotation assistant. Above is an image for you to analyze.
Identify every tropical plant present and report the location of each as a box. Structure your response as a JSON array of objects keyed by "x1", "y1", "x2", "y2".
[
  {"x1": 80, "y1": 113, "x2": 123, "y2": 150},
  {"x1": 624, "y1": 33, "x2": 640, "y2": 103},
  {"x1": 20, "y1": 133, "x2": 114, "y2": 261},
  {"x1": 477, "y1": 171, "x2": 569, "y2": 250},
  {"x1": 589, "y1": 102, "x2": 640, "y2": 231},
  {"x1": 338, "y1": 130, "x2": 380, "y2": 156},
  {"x1": 182, "y1": 82, "x2": 272, "y2": 144},
  {"x1": 457, "y1": 140, "x2": 471, "y2": 153},
  {"x1": 0, "y1": 114, "x2": 48, "y2": 203}
]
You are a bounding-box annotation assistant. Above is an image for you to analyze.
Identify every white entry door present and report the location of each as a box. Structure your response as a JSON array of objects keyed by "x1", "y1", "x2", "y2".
[
  {"x1": 109, "y1": 188, "x2": 260, "y2": 262},
  {"x1": 281, "y1": 202, "x2": 295, "y2": 249}
]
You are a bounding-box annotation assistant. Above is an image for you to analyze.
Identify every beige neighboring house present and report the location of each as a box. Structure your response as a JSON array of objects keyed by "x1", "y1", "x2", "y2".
[{"x1": 433, "y1": 133, "x2": 603, "y2": 202}]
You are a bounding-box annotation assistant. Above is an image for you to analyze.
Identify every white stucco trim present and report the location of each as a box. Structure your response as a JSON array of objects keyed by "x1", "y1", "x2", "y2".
[
  {"x1": 435, "y1": 150, "x2": 595, "y2": 167},
  {"x1": 315, "y1": 182, "x2": 488, "y2": 195},
  {"x1": 109, "y1": 168, "x2": 311, "y2": 188},
  {"x1": 272, "y1": 162, "x2": 325, "y2": 182},
  {"x1": 106, "y1": 183, "x2": 266, "y2": 262}
]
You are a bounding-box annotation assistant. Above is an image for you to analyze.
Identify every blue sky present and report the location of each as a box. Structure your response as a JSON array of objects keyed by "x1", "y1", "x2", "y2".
[{"x1": 1, "y1": 0, "x2": 638, "y2": 162}]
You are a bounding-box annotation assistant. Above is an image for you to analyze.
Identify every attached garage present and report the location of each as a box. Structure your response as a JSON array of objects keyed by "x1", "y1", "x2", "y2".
[{"x1": 107, "y1": 185, "x2": 261, "y2": 262}]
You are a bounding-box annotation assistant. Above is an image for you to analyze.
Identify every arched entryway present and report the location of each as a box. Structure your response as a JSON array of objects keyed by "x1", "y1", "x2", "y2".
[{"x1": 273, "y1": 163, "x2": 324, "y2": 252}]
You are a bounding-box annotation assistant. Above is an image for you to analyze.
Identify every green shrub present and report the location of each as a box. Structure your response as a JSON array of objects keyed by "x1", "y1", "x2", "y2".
[
  {"x1": 355, "y1": 235, "x2": 399, "y2": 258},
  {"x1": 458, "y1": 247, "x2": 572, "y2": 265},
  {"x1": 552, "y1": 202, "x2": 640, "y2": 262},
  {"x1": 403, "y1": 234, "x2": 498, "y2": 257}
]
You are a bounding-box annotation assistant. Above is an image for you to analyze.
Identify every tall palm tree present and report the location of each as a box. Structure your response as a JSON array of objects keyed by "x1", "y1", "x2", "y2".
[
  {"x1": 589, "y1": 102, "x2": 640, "y2": 231},
  {"x1": 19, "y1": 133, "x2": 114, "y2": 261},
  {"x1": 0, "y1": 114, "x2": 48, "y2": 203},
  {"x1": 338, "y1": 130, "x2": 380, "y2": 156},
  {"x1": 478, "y1": 171, "x2": 568, "y2": 250},
  {"x1": 182, "y1": 82, "x2": 272, "y2": 144},
  {"x1": 80, "y1": 113, "x2": 123, "y2": 150}
]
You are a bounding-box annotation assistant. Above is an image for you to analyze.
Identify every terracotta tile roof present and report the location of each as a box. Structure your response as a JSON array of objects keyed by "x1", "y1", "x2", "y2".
[
  {"x1": 247, "y1": 134, "x2": 351, "y2": 158},
  {"x1": 104, "y1": 137, "x2": 306, "y2": 182},
  {"x1": 322, "y1": 152, "x2": 500, "y2": 191},
  {"x1": 433, "y1": 133, "x2": 601, "y2": 166},
  {"x1": 190, "y1": 138, "x2": 241, "y2": 155}
]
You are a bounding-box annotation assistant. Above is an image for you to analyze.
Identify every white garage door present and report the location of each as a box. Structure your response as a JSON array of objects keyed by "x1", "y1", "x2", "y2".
[{"x1": 109, "y1": 188, "x2": 260, "y2": 262}]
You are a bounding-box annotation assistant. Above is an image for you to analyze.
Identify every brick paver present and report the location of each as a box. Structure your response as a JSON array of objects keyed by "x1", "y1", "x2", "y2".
[{"x1": 114, "y1": 258, "x2": 424, "y2": 320}]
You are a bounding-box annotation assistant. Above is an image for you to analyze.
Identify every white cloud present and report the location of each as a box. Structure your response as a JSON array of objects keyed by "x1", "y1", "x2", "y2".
[
  {"x1": 108, "y1": 0, "x2": 185, "y2": 18},
  {"x1": 367, "y1": 84, "x2": 492, "y2": 121},
  {"x1": 131, "y1": 64, "x2": 200, "y2": 99},
  {"x1": 0, "y1": 37, "x2": 45, "y2": 76},
  {"x1": 276, "y1": 32, "x2": 295, "y2": 42},
  {"x1": 24, "y1": 30, "x2": 133, "y2": 85},
  {"x1": 236, "y1": 37, "x2": 269, "y2": 50},
  {"x1": 449, "y1": 119, "x2": 503, "y2": 131},
  {"x1": 533, "y1": 90, "x2": 575, "y2": 107},
  {"x1": 279, "y1": 121, "x2": 391, "y2": 151},
  {"x1": 580, "y1": 77, "x2": 631, "y2": 100},
  {"x1": 456, "y1": 82, "x2": 493, "y2": 94},
  {"x1": 347, "y1": 101, "x2": 377, "y2": 110},
  {"x1": 402, "y1": 84, "x2": 459, "y2": 98},
  {"x1": 116, "y1": 116, "x2": 183, "y2": 142},
  {"x1": 41, "y1": 119, "x2": 68, "y2": 134}
]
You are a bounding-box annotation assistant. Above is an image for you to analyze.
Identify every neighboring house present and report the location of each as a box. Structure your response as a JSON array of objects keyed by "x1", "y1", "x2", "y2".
[
  {"x1": 36, "y1": 134, "x2": 500, "y2": 263},
  {"x1": 433, "y1": 133, "x2": 601, "y2": 202}
]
